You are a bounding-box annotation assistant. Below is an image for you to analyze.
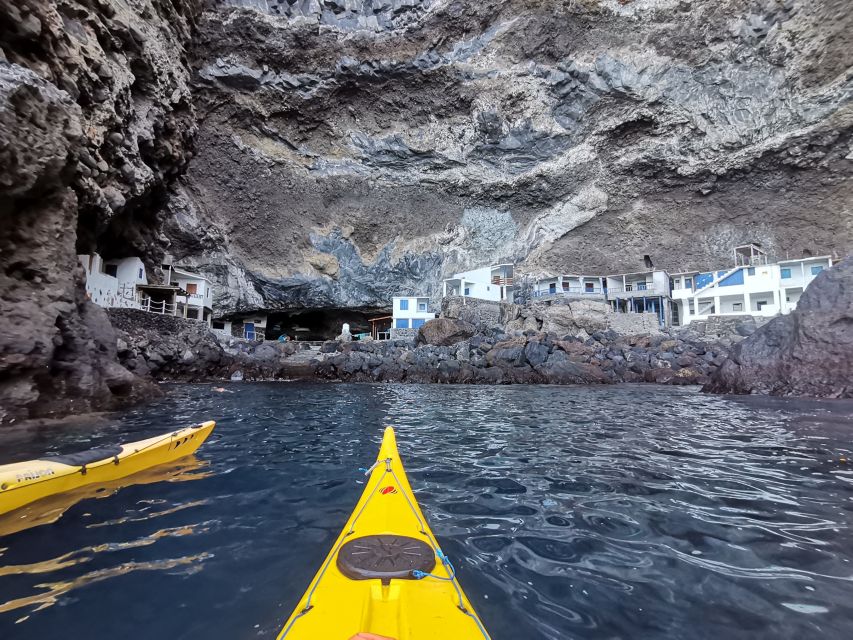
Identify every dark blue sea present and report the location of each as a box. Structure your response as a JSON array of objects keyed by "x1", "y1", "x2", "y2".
[{"x1": 1, "y1": 383, "x2": 852, "y2": 639}]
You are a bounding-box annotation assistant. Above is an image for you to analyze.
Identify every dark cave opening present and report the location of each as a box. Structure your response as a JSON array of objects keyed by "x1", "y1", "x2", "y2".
[{"x1": 264, "y1": 308, "x2": 390, "y2": 341}]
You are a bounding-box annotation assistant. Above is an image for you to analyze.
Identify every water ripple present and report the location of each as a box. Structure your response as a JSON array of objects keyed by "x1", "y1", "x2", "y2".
[{"x1": 0, "y1": 383, "x2": 851, "y2": 640}]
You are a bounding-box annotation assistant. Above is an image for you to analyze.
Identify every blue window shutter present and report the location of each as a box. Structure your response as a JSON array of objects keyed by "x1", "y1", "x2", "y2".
[
  {"x1": 399, "y1": 299, "x2": 408, "y2": 310},
  {"x1": 810, "y1": 265, "x2": 823, "y2": 275},
  {"x1": 412, "y1": 318, "x2": 425, "y2": 328},
  {"x1": 395, "y1": 319, "x2": 409, "y2": 329},
  {"x1": 781, "y1": 268, "x2": 792, "y2": 279},
  {"x1": 748, "y1": 267, "x2": 755, "y2": 276}
]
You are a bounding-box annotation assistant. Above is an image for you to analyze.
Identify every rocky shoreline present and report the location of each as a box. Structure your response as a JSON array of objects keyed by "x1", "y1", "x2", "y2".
[{"x1": 105, "y1": 308, "x2": 732, "y2": 388}]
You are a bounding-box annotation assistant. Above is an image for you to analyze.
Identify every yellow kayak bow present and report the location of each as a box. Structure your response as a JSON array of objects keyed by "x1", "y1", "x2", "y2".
[
  {"x1": 0, "y1": 421, "x2": 215, "y2": 517},
  {"x1": 278, "y1": 426, "x2": 490, "y2": 640}
]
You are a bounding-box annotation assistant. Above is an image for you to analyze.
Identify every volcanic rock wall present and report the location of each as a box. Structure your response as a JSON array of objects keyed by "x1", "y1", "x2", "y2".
[
  {"x1": 172, "y1": 0, "x2": 852, "y2": 317},
  {"x1": 0, "y1": 0, "x2": 200, "y2": 422}
]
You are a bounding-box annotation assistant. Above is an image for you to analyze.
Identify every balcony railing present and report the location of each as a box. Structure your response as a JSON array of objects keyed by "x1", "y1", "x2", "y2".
[
  {"x1": 491, "y1": 276, "x2": 513, "y2": 286},
  {"x1": 533, "y1": 287, "x2": 604, "y2": 298},
  {"x1": 607, "y1": 286, "x2": 666, "y2": 297}
]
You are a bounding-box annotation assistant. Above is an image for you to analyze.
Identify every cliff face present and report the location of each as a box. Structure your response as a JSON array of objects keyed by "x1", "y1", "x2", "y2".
[
  {"x1": 0, "y1": 0, "x2": 200, "y2": 422},
  {"x1": 172, "y1": 0, "x2": 852, "y2": 315},
  {"x1": 1, "y1": 0, "x2": 851, "y2": 421}
]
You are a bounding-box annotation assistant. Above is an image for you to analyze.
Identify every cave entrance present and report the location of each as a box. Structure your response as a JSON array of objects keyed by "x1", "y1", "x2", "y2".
[{"x1": 265, "y1": 309, "x2": 389, "y2": 342}]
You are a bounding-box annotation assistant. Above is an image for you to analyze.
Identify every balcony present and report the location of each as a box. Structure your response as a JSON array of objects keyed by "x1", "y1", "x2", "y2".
[
  {"x1": 491, "y1": 276, "x2": 513, "y2": 286},
  {"x1": 607, "y1": 285, "x2": 667, "y2": 299}
]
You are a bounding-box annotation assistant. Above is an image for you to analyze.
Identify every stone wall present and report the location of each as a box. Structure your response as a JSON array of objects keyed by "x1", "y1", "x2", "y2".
[{"x1": 390, "y1": 327, "x2": 418, "y2": 340}]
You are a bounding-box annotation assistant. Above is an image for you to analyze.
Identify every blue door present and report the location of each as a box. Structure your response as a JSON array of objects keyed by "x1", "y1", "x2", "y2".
[{"x1": 245, "y1": 322, "x2": 255, "y2": 340}]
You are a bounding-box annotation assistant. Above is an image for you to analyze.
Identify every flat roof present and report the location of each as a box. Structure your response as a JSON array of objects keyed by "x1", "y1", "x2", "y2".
[
  {"x1": 170, "y1": 266, "x2": 213, "y2": 283},
  {"x1": 606, "y1": 270, "x2": 670, "y2": 278},
  {"x1": 776, "y1": 255, "x2": 833, "y2": 264}
]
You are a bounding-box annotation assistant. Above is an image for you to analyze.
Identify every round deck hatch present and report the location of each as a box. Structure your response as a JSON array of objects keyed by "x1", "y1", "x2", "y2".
[{"x1": 337, "y1": 535, "x2": 435, "y2": 584}]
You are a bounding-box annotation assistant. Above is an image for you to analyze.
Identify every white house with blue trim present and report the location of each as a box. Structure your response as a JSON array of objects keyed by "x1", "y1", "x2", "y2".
[
  {"x1": 392, "y1": 296, "x2": 435, "y2": 334},
  {"x1": 671, "y1": 244, "x2": 834, "y2": 326}
]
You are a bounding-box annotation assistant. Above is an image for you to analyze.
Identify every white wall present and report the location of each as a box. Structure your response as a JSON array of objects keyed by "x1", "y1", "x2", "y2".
[
  {"x1": 79, "y1": 254, "x2": 142, "y2": 309},
  {"x1": 392, "y1": 297, "x2": 435, "y2": 329}
]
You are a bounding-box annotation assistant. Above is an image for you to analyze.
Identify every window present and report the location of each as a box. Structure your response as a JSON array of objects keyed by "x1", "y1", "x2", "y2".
[
  {"x1": 781, "y1": 268, "x2": 792, "y2": 279},
  {"x1": 549, "y1": 283, "x2": 556, "y2": 293},
  {"x1": 105, "y1": 264, "x2": 118, "y2": 277},
  {"x1": 585, "y1": 282, "x2": 594, "y2": 292},
  {"x1": 418, "y1": 301, "x2": 427, "y2": 312},
  {"x1": 748, "y1": 267, "x2": 755, "y2": 276},
  {"x1": 756, "y1": 301, "x2": 767, "y2": 310},
  {"x1": 688, "y1": 300, "x2": 695, "y2": 314},
  {"x1": 685, "y1": 277, "x2": 693, "y2": 289},
  {"x1": 673, "y1": 278, "x2": 681, "y2": 289},
  {"x1": 412, "y1": 318, "x2": 426, "y2": 329},
  {"x1": 399, "y1": 299, "x2": 409, "y2": 311},
  {"x1": 186, "y1": 283, "x2": 198, "y2": 294},
  {"x1": 395, "y1": 318, "x2": 409, "y2": 329},
  {"x1": 464, "y1": 287, "x2": 470, "y2": 296},
  {"x1": 732, "y1": 302, "x2": 743, "y2": 312},
  {"x1": 810, "y1": 265, "x2": 823, "y2": 275},
  {"x1": 212, "y1": 321, "x2": 225, "y2": 330}
]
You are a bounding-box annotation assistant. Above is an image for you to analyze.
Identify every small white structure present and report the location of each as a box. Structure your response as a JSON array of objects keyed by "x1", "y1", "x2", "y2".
[
  {"x1": 211, "y1": 319, "x2": 233, "y2": 340},
  {"x1": 671, "y1": 244, "x2": 834, "y2": 326},
  {"x1": 79, "y1": 253, "x2": 146, "y2": 309},
  {"x1": 442, "y1": 264, "x2": 514, "y2": 302},
  {"x1": 170, "y1": 266, "x2": 214, "y2": 324},
  {"x1": 211, "y1": 314, "x2": 268, "y2": 341},
  {"x1": 392, "y1": 296, "x2": 435, "y2": 332},
  {"x1": 533, "y1": 274, "x2": 605, "y2": 299},
  {"x1": 240, "y1": 314, "x2": 267, "y2": 340}
]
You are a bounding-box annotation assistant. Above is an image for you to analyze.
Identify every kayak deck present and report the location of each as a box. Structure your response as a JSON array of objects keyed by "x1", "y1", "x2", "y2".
[
  {"x1": 278, "y1": 427, "x2": 490, "y2": 640},
  {"x1": 0, "y1": 421, "x2": 216, "y2": 517}
]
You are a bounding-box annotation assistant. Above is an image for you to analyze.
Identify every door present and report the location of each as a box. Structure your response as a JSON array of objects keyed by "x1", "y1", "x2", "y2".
[{"x1": 245, "y1": 322, "x2": 255, "y2": 340}]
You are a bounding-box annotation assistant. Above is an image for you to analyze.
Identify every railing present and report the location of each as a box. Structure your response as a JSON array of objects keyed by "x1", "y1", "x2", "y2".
[
  {"x1": 491, "y1": 277, "x2": 513, "y2": 286},
  {"x1": 533, "y1": 287, "x2": 604, "y2": 298},
  {"x1": 141, "y1": 297, "x2": 177, "y2": 315},
  {"x1": 244, "y1": 329, "x2": 265, "y2": 342},
  {"x1": 607, "y1": 286, "x2": 665, "y2": 297}
]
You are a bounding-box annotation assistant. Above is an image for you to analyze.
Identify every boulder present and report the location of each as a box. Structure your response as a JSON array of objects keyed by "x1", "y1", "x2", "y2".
[{"x1": 416, "y1": 318, "x2": 475, "y2": 346}]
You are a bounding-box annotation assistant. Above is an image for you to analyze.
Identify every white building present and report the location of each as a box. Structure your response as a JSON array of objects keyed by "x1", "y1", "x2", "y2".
[
  {"x1": 442, "y1": 264, "x2": 514, "y2": 302},
  {"x1": 671, "y1": 244, "x2": 834, "y2": 326},
  {"x1": 605, "y1": 270, "x2": 673, "y2": 327},
  {"x1": 170, "y1": 266, "x2": 214, "y2": 324},
  {"x1": 533, "y1": 274, "x2": 606, "y2": 299},
  {"x1": 79, "y1": 253, "x2": 146, "y2": 309},
  {"x1": 392, "y1": 296, "x2": 435, "y2": 334}
]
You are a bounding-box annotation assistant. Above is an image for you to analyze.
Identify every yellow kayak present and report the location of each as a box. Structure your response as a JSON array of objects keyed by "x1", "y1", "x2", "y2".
[
  {"x1": 0, "y1": 421, "x2": 215, "y2": 517},
  {"x1": 278, "y1": 426, "x2": 490, "y2": 640}
]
